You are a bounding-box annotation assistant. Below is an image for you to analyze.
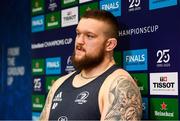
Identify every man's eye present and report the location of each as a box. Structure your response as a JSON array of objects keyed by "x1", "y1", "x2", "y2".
[
  {"x1": 76, "y1": 32, "x2": 80, "y2": 37},
  {"x1": 87, "y1": 35, "x2": 94, "y2": 39}
]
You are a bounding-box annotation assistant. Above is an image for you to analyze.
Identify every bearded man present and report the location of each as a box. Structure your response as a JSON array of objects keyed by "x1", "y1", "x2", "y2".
[{"x1": 40, "y1": 10, "x2": 142, "y2": 121}]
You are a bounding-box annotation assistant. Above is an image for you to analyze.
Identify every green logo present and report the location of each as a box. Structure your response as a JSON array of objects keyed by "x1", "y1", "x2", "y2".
[
  {"x1": 79, "y1": 2, "x2": 99, "y2": 17},
  {"x1": 150, "y1": 98, "x2": 178, "y2": 120},
  {"x1": 32, "y1": 0, "x2": 44, "y2": 15},
  {"x1": 61, "y1": 0, "x2": 78, "y2": 8},
  {"x1": 46, "y1": 11, "x2": 60, "y2": 30},
  {"x1": 131, "y1": 73, "x2": 148, "y2": 95},
  {"x1": 32, "y1": 95, "x2": 45, "y2": 111},
  {"x1": 32, "y1": 59, "x2": 44, "y2": 75},
  {"x1": 45, "y1": 76, "x2": 59, "y2": 92},
  {"x1": 114, "y1": 51, "x2": 122, "y2": 67}
]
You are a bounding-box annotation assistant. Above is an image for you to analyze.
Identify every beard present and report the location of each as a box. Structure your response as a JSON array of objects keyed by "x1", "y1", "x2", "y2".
[{"x1": 71, "y1": 44, "x2": 106, "y2": 71}]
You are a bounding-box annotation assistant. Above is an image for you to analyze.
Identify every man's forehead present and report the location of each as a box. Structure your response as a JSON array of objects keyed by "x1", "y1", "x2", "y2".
[
  {"x1": 76, "y1": 18, "x2": 109, "y2": 32},
  {"x1": 80, "y1": 17, "x2": 105, "y2": 23}
]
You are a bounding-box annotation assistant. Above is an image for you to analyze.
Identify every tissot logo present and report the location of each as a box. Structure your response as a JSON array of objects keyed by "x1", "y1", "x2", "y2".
[
  {"x1": 156, "y1": 49, "x2": 171, "y2": 67},
  {"x1": 32, "y1": 15, "x2": 45, "y2": 32},
  {"x1": 123, "y1": 49, "x2": 147, "y2": 71},
  {"x1": 160, "y1": 76, "x2": 167, "y2": 81},
  {"x1": 150, "y1": 72, "x2": 178, "y2": 95},
  {"x1": 74, "y1": 91, "x2": 89, "y2": 104},
  {"x1": 128, "y1": 0, "x2": 141, "y2": 12},
  {"x1": 153, "y1": 76, "x2": 174, "y2": 88},
  {"x1": 61, "y1": 7, "x2": 78, "y2": 27},
  {"x1": 100, "y1": 0, "x2": 121, "y2": 17},
  {"x1": 46, "y1": 57, "x2": 61, "y2": 74},
  {"x1": 149, "y1": 0, "x2": 177, "y2": 10}
]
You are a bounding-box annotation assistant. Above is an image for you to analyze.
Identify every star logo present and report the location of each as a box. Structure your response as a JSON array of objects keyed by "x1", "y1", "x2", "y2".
[
  {"x1": 35, "y1": 62, "x2": 39, "y2": 68},
  {"x1": 86, "y1": 7, "x2": 91, "y2": 11},
  {"x1": 51, "y1": 15, "x2": 55, "y2": 22},
  {"x1": 161, "y1": 102, "x2": 167, "y2": 110}
]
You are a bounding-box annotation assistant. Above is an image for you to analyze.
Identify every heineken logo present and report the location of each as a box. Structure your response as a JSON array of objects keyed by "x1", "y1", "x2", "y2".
[
  {"x1": 32, "y1": 0, "x2": 44, "y2": 15},
  {"x1": 155, "y1": 111, "x2": 174, "y2": 117},
  {"x1": 154, "y1": 102, "x2": 174, "y2": 117},
  {"x1": 150, "y1": 98, "x2": 178, "y2": 120}
]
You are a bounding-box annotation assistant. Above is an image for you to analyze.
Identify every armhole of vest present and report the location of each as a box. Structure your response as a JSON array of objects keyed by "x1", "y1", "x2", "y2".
[
  {"x1": 49, "y1": 71, "x2": 77, "y2": 102},
  {"x1": 97, "y1": 66, "x2": 119, "y2": 115},
  {"x1": 47, "y1": 71, "x2": 78, "y2": 119}
]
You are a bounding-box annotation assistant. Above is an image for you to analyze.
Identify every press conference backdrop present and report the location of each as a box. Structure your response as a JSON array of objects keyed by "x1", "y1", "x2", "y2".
[
  {"x1": 31, "y1": 0, "x2": 180, "y2": 120},
  {"x1": 0, "y1": 0, "x2": 31, "y2": 120}
]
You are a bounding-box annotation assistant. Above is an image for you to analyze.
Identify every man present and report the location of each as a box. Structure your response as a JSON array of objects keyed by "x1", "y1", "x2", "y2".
[{"x1": 40, "y1": 10, "x2": 142, "y2": 121}]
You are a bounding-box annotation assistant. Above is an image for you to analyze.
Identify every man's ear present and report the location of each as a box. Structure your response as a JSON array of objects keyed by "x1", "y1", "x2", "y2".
[{"x1": 105, "y1": 38, "x2": 117, "y2": 51}]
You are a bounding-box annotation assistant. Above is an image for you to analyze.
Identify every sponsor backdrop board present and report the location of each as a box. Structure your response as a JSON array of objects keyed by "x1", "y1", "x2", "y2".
[{"x1": 31, "y1": 0, "x2": 180, "y2": 120}]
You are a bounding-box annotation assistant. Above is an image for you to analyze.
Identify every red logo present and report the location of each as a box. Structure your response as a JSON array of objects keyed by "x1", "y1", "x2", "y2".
[
  {"x1": 35, "y1": 62, "x2": 39, "y2": 68},
  {"x1": 160, "y1": 76, "x2": 167, "y2": 82},
  {"x1": 161, "y1": 102, "x2": 167, "y2": 110}
]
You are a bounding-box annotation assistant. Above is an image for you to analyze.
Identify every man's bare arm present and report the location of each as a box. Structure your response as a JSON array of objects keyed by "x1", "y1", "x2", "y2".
[
  {"x1": 39, "y1": 89, "x2": 52, "y2": 121},
  {"x1": 104, "y1": 76, "x2": 142, "y2": 121}
]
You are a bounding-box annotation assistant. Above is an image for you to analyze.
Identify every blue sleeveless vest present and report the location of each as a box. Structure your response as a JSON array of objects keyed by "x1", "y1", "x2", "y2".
[{"x1": 49, "y1": 65, "x2": 119, "y2": 120}]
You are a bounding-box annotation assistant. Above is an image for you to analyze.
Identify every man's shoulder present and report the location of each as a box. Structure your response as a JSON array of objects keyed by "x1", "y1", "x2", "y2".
[
  {"x1": 102, "y1": 68, "x2": 135, "y2": 89},
  {"x1": 50, "y1": 71, "x2": 76, "y2": 91},
  {"x1": 110, "y1": 68, "x2": 133, "y2": 80},
  {"x1": 56, "y1": 71, "x2": 76, "y2": 82}
]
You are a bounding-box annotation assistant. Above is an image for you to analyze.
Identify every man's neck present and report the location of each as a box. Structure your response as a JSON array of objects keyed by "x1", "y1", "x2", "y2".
[{"x1": 80, "y1": 59, "x2": 115, "y2": 79}]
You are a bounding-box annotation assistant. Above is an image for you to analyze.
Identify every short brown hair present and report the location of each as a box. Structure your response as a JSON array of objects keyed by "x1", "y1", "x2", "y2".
[{"x1": 81, "y1": 10, "x2": 119, "y2": 39}]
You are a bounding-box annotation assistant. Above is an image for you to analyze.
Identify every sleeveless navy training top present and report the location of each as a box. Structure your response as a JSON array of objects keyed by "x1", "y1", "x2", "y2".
[{"x1": 49, "y1": 65, "x2": 119, "y2": 121}]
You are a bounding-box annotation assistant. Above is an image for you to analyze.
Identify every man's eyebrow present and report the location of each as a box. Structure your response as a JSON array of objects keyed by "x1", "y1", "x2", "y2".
[{"x1": 75, "y1": 29, "x2": 96, "y2": 35}]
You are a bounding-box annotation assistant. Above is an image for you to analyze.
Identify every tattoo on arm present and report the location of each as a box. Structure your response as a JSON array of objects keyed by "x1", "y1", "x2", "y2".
[{"x1": 104, "y1": 76, "x2": 142, "y2": 121}]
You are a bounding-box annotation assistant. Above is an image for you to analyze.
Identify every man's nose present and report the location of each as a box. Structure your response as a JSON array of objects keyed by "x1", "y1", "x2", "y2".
[{"x1": 76, "y1": 35, "x2": 85, "y2": 45}]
